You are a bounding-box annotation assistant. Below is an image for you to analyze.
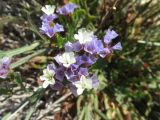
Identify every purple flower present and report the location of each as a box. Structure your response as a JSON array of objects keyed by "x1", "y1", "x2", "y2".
[
  {"x1": 83, "y1": 37, "x2": 110, "y2": 58},
  {"x1": 40, "y1": 14, "x2": 58, "y2": 22},
  {"x1": 40, "y1": 22, "x2": 64, "y2": 38},
  {"x1": 103, "y1": 29, "x2": 122, "y2": 53},
  {"x1": 55, "y1": 66, "x2": 65, "y2": 81},
  {"x1": 78, "y1": 67, "x2": 89, "y2": 76},
  {"x1": 40, "y1": 64, "x2": 65, "y2": 89},
  {"x1": 50, "y1": 81, "x2": 64, "y2": 90},
  {"x1": 84, "y1": 38, "x2": 98, "y2": 55},
  {"x1": 38, "y1": 26, "x2": 122, "y2": 95},
  {"x1": 65, "y1": 66, "x2": 89, "y2": 82},
  {"x1": 65, "y1": 42, "x2": 73, "y2": 52},
  {"x1": 98, "y1": 47, "x2": 111, "y2": 58},
  {"x1": 40, "y1": 13, "x2": 64, "y2": 38},
  {"x1": 95, "y1": 40, "x2": 111, "y2": 58},
  {"x1": 65, "y1": 68, "x2": 79, "y2": 82},
  {"x1": 68, "y1": 83, "x2": 78, "y2": 96},
  {"x1": 1, "y1": 57, "x2": 11, "y2": 69},
  {"x1": 47, "y1": 63, "x2": 56, "y2": 70},
  {"x1": 65, "y1": 41, "x2": 82, "y2": 52},
  {"x1": 65, "y1": 65, "x2": 80, "y2": 81},
  {"x1": 75, "y1": 54, "x2": 97, "y2": 66},
  {"x1": 0, "y1": 57, "x2": 11, "y2": 79},
  {"x1": 104, "y1": 29, "x2": 118, "y2": 45},
  {"x1": 70, "y1": 64, "x2": 79, "y2": 71},
  {"x1": 0, "y1": 69, "x2": 9, "y2": 79},
  {"x1": 45, "y1": 64, "x2": 66, "y2": 82},
  {"x1": 72, "y1": 42, "x2": 83, "y2": 52},
  {"x1": 112, "y1": 42, "x2": 122, "y2": 50},
  {"x1": 90, "y1": 74, "x2": 99, "y2": 88},
  {"x1": 57, "y1": 2, "x2": 78, "y2": 15}
]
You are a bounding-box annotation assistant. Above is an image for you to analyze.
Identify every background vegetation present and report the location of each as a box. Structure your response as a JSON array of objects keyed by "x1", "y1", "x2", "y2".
[{"x1": 0, "y1": 0, "x2": 160, "y2": 120}]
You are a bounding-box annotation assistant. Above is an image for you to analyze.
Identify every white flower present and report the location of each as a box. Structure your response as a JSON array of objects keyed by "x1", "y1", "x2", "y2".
[
  {"x1": 74, "y1": 28, "x2": 94, "y2": 44},
  {"x1": 40, "y1": 65, "x2": 55, "y2": 88},
  {"x1": 73, "y1": 75, "x2": 92, "y2": 95},
  {"x1": 57, "y1": 52, "x2": 76, "y2": 68},
  {"x1": 41, "y1": 5, "x2": 55, "y2": 15}
]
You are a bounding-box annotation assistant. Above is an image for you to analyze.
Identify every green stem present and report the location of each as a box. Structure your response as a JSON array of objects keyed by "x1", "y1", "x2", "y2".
[
  {"x1": 11, "y1": 49, "x2": 46, "y2": 69},
  {"x1": 94, "y1": 108, "x2": 110, "y2": 120}
]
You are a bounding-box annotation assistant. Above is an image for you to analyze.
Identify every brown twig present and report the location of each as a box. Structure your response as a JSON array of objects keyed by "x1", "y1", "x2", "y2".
[
  {"x1": 95, "y1": 0, "x2": 119, "y2": 34},
  {"x1": 37, "y1": 92, "x2": 72, "y2": 120}
]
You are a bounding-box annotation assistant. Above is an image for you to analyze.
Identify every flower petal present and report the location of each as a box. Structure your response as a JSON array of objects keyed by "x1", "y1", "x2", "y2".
[
  {"x1": 42, "y1": 80, "x2": 50, "y2": 88},
  {"x1": 50, "y1": 81, "x2": 64, "y2": 90},
  {"x1": 57, "y1": 2, "x2": 78, "y2": 15},
  {"x1": 41, "y1": 5, "x2": 56, "y2": 15},
  {"x1": 104, "y1": 29, "x2": 118, "y2": 44},
  {"x1": 112, "y1": 42, "x2": 122, "y2": 50}
]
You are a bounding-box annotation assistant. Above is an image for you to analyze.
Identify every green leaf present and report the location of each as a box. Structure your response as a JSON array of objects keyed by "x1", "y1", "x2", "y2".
[
  {"x1": 79, "y1": 106, "x2": 86, "y2": 120},
  {"x1": 84, "y1": 106, "x2": 92, "y2": 120},
  {"x1": 94, "y1": 108, "x2": 109, "y2": 120},
  {"x1": 24, "y1": 103, "x2": 36, "y2": 120},
  {"x1": 11, "y1": 49, "x2": 45, "y2": 69},
  {"x1": 72, "y1": 9, "x2": 86, "y2": 29},
  {"x1": 0, "y1": 42, "x2": 39, "y2": 58},
  {"x1": 1, "y1": 113, "x2": 12, "y2": 120},
  {"x1": 28, "y1": 87, "x2": 44, "y2": 103},
  {"x1": 116, "y1": 107, "x2": 124, "y2": 120},
  {"x1": 12, "y1": 72, "x2": 26, "y2": 91},
  {"x1": 56, "y1": 34, "x2": 66, "y2": 48}
]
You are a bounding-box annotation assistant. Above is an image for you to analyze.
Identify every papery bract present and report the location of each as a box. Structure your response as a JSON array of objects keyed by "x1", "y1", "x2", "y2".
[
  {"x1": 104, "y1": 29, "x2": 118, "y2": 45},
  {"x1": 50, "y1": 81, "x2": 64, "y2": 90},
  {"x1": 55, "y1": 66, "x2": 65, "y2": 81},
  {"x1": 65, "y1": 42, "x2": 82, "y2": 52},
  {"x1": 40, "y1": 22, "x2": 64, "y2": 38},
  {"x1": 112, "y1": 42, "x2": 122, "y2": 50},
  {"x1": 75, "y1": 54, "x2": 97, "y2": 66},
  {"x1": 57, "y1": 2, "x2": 78, "y2": 15},
  {"x1": 0, "y1": 57, "x2": 11, "y2": 79},
  {"x1": 40, "y1": 14, "x2": 58, "y2": 22}
]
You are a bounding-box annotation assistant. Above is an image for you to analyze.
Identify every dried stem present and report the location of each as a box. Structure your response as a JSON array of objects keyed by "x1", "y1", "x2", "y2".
[
  {"x1": 37, "y1": 92, "x2": 72, "y2": 120},
  {"x1": 95, "y1": 0, "x2": 119, "y2": 34}
]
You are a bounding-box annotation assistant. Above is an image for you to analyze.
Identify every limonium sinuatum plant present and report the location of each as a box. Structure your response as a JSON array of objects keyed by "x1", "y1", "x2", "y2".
[{"x1": 39, "y1": 2, "x2": 122, "y2": 96}]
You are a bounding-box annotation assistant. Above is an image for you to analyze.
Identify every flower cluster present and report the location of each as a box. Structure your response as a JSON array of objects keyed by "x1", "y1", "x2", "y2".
[
  {"x1": 40, "y1": 2, "x2": 78, "y2": 38},
  {"x1": 39, "y1": 3, "x2": 122, "y2": 96},
  {"x1": 0, "y1": 57, "x2": 11, "y2": 79}
]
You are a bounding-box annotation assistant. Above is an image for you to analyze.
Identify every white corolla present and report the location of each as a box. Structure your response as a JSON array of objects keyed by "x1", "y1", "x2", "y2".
[
  {"x1": 56, "y1": 52, "x2": 76, "y2": 68},
  {"x1": 41, "y1": 5, "x2": 56, "y2": 15},
  {"x1": 40, "y1": 65, "x2": 55, "y2": 88},
  {"x1": 73, "y1": 75, "x2": 92, "y2": 95},
  {"x1": 74, "y1": 28, "x2": 94, "y2": 44}
]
